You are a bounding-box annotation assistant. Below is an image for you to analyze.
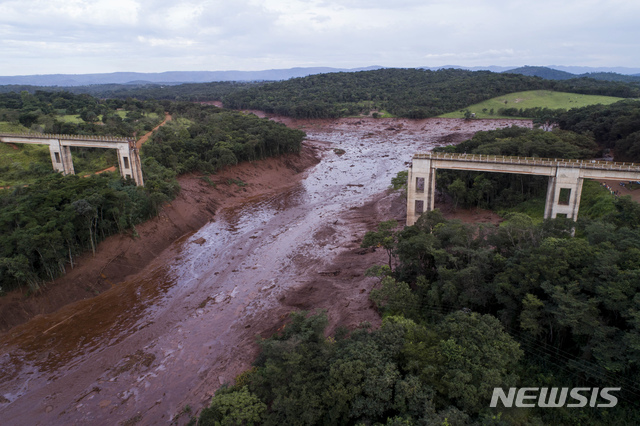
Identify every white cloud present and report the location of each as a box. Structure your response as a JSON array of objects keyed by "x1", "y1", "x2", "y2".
[
  {"x1": 0, "y1": 0, "x2": 140, "y2": 27},
  {"x1": 137, "y1": 36, "x2": 196, "y2": 48}
]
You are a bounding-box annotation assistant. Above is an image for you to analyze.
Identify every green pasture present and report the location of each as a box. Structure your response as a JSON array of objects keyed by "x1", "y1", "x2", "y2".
[
  {"x1": 0, "y1": 122, "x2": 28, "y2": 132},
  {"x1": 0, "y1": 143, "x2": 52, "y2": 186},
  {"x1": 0, "y1": 142, "x2": 50, "y2": 168},
  {"x1": 60, "y1": 110, "x2": 158, "y2": 124},
  {"x1": 440, "y1": 90, "x2": 625, "y2": 119},
  {"x1": 60, "y1": 115, "x2": 84, "y2": 123}
]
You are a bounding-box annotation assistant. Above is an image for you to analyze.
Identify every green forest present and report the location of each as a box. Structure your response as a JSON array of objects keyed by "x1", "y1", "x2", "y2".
[
  {"x1": 4, "y1": 68, "x2": 640, "y2": 121},
  {"x1": 0, "y1": 92, "x2": 305, "y2": 292},
  {"x1": 220, "y1": 68, "x2": 640, "y2": 119},
  {"x1": 551, "y1": 100, "x2": 640, "y2": 162}
]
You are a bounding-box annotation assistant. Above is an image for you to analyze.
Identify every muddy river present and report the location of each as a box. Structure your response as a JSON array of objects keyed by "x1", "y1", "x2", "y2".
[{"x1": 0, "y1": 117, "x2": 531, "y2": 425}]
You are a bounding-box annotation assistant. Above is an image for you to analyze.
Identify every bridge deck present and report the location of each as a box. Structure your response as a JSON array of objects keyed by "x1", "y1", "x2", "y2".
[
  {"x1": 0, "y1": 132, "x2": 132, "y2": 144},
  {"x1": 415, "y1": 152, "x2": 640, "y2": 173}
]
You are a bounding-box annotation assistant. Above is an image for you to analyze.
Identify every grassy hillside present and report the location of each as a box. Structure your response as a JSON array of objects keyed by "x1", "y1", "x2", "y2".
[
  {"x1": 0, "y1": 122, "x2": 28, "y2": 132},
  {"x1": 440, "y1": 90, "x2": 625, "y2": 119}
]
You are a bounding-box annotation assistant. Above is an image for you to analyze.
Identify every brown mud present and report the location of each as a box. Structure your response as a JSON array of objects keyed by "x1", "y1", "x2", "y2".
[{"x1": 0, "y1": 116, "x2": 528, "y2": 425}]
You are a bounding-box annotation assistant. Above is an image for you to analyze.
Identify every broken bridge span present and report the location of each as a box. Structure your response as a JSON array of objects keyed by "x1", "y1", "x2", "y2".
[
  {"x1": 407, "y1": 152, "x2": 640, "y2": 226},
  {"x1": 0, "y1": 132, "x2": 144, "y2": 186}
]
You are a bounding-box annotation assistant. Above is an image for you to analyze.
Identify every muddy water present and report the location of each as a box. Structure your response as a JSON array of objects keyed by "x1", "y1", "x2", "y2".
[{"x1": 0, "y1": 118, "x2": 530, "y2": 425}]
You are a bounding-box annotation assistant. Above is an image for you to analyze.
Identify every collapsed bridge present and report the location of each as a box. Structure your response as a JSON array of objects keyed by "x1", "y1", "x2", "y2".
[
  {"x1": 0, "y1": 132, "x2": 144, "y2": 186},
  {"x1": 407, "y1": 152, "x2": 640, "y2": 226}
]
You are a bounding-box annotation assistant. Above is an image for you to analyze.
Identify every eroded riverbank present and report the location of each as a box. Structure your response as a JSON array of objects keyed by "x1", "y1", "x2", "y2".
[{"x1": 0, "y1": 117, "x2": 531, "y2": 425}]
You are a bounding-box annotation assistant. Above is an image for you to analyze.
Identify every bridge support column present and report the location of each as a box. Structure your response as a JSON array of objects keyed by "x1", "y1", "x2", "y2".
[
  {"x1": 130, "y1": 147, "x2": 144, "y2": 187},
  {"x1": 544, "y1": 167, "x2": 583, "y2": 220},
  {"x1": 48, "y1": 139, "x2": 74, "y2": 175},
  {"x1": 117, "y1": 144, "x2": 144, "y2": 186},
  {"x1": 407, "y1": 158, "x2": 436, "y2": 226}
]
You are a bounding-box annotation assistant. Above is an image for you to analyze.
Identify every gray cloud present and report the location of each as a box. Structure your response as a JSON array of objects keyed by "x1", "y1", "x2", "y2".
[{"x1": 0, "y1": 0, "x2": 638, "y2": 75}]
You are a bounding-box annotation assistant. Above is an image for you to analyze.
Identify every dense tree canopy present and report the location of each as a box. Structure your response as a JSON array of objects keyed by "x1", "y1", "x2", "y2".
[
  {"x1": 550, "y1": 100, "x2": 640, "y2": 162},
  {"x1": 358, "y1": 210, "x2": 640, "y2": 424},
  {"x1": 220, "y1": 68, "x2": 640, "y2": 119},
  {"x1": 199, "y1": 310, "x2": 521, "y2": 425},
  {"x1": 0, "y1": 90, "x2": 165, "y2": 137},
  {"x1": 143, "y1": 103, "x2": 305, "y2": 174}
]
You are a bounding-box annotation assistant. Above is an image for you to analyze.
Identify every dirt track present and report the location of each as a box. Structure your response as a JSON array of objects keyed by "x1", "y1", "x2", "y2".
[{"x1": 0, "y1": 117, "x2": 529, "y2": 425}]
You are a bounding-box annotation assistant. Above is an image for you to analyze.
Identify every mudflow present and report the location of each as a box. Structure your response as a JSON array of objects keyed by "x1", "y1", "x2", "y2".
[{"x1": 0, "y1": 117, "x2": 530, "y2": 425}]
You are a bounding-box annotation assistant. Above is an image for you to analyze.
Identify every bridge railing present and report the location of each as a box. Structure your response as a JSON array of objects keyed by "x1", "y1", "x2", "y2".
[
  {"x1": 0, "y1": 132, "x2": 132, "y2": 143},
  {"x1": 414, "y1": 152, "x2": 640, "y2": 172}
]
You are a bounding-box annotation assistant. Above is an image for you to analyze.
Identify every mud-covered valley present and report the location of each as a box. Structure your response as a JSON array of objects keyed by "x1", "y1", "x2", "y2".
[{"x1": 0, "y1": 117, "x2": 532, "y2": 425}]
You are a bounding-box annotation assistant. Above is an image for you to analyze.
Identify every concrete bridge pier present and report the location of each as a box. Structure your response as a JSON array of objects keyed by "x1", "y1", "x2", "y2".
[
  {"x1": 544, "y1": 168, "x2": 584, "y2": 220},
  {"x1": 48, "y1": 139, "x2": 74, "y2": 175},
  {"x1": 406, "y1": 158, "x2": 435, "y2": 226},
  {"x1": 116, "y1": 144, "x2": 144, "y2": 186}
]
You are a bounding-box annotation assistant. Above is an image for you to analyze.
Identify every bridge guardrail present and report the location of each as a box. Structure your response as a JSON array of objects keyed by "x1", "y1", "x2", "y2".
[
  {"x1": 0, "y1": 132, "x2": 132, "y2": 143},
  {"x1": 414, "y1": 152, "x2": 640, "y2": 172}
]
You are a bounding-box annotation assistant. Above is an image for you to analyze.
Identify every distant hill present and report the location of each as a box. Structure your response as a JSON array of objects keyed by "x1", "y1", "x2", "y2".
[
  {"x1": 502, "y1": 66, "x2": 576, "y2": 80},
  {"x1": 547, "y1": 65, "x2": 640, "y2": 75},
  {"x1": 502, "y1": 66, "x2": 640, "y2": 83},
  {"x1": 420, "y1": 65, "x2": 516, "y2": 73},
  {"x1": 0, "y1": 66, "x2": 383, "y2": 86},
  {"x1": 579, "y1": 72, "x2": 640, "y2": 83},
  {"x1": 428, "y1": 65, "x2": 640, "y2": 76},
  {"x1": 4, "y1": 65, "x2": 640, "y2": 87}
]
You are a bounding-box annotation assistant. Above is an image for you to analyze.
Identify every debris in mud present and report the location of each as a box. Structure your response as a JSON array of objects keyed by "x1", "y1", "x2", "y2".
[
  {"x1": 261, "y1": 284, "x2": 276, "y2": 292},
  {"x1": 333, "y1": 148, "x2": 346, "y2": 155},
  {"x1": 75, "y1": 386, "x2": 101, "y2": 403},
  {"x1": 122, "y1": 413, "x2": 142, "y2": 426},
  {"x1": 192, "y1": 237, "x2": 206, "y2": 245},
  {"x1": 198, "y1": 297, "x2": 213, "y2": 309},
  {"x1": 113, "y1": 350, "x2": 155, "y2": 376},
  {"x1": 318, "y1": 270, "x2": 341, "y2": 276},
  {"x1": 355, "y1": 247, "x2": 375, "y2": 255}
]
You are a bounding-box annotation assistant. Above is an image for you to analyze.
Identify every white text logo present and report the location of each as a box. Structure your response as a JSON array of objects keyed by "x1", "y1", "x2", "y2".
[{"x1": 490, "y1": 387, "x2": 620, "y2": 408}]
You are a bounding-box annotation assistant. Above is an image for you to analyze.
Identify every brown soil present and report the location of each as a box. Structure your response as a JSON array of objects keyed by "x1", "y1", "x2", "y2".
[
  {"x1": 597, "y1": 179, "x2": 640, "y2": 204},
  {"x1": 82, "y1": 165, "x2": 116, "y2": 177},
  {"x1": 0, "y1": 145, "x2": 321, "y2": 332}
]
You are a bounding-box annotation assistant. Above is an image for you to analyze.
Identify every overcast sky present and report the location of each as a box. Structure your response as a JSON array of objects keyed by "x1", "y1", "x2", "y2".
[{"x1": 1, "y1": 0, "x2": 639, "y2": 76}]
